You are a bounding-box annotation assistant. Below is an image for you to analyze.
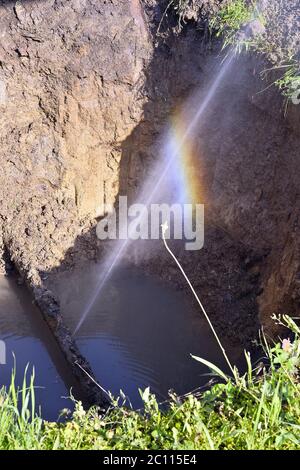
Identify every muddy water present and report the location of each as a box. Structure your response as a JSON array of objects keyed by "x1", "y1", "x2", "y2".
[
  {"x1": 0, "y1": 274, "x2": 82, "y2": 421},
  {"x1": 49, "y1": 265, "x2": 246, "y2": 408}
]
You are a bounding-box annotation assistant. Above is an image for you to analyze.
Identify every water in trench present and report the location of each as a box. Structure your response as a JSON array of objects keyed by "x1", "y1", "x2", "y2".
[
  {"x1": 0, "y1": 274, "x2": 83, "y2": 421},
  {"x1": 49, "y1": 264, "x2": 245, "y2": 408}
]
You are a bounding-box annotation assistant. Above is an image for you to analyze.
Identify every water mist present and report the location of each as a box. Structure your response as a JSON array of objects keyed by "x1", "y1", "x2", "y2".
[{"x1": 74, "y1": 52, "x2": 236, "y2": 335}]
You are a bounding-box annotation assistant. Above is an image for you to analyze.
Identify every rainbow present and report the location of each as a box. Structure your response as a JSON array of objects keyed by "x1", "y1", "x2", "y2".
[{"x1": 168, "y1": 113, "x2": 205, "y2": 205}]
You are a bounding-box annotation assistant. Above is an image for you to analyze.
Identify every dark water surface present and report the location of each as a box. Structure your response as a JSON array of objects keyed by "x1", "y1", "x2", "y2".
[
  {"x1": 50, "y1": 265, "x2": 245, "y2": 408},
  {"x1": 0, "y1": 266, "x2": 246, "y2": 418},
  {"x1": 0, "y1": 274, "x2": 81, "y2": 421}
]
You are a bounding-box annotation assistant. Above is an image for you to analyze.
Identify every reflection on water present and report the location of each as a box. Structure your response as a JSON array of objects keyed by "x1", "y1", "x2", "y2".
[
  {"x1": 0, "y1": 275, "x2": 82, "y2": 421},
  {"x1": 50, "y1": 265, "x2": 245, "y2": 407}
]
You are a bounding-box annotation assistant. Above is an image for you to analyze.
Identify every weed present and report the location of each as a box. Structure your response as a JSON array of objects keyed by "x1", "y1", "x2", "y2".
[
  {"x1": 209, "y1": 1, "x2": 300, "y2": 104},
  {"x1": 1, "y1": 315, "x2": 300, "y2": 449}
]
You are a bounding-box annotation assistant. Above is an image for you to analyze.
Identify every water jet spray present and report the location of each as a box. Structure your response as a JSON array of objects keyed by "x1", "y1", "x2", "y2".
[
  {"x1": 74, "y1": 2, "x2": 267, "y2": 335},
  {"x1": 74, "y1": 53, "x2": 235, "y2": 336}
]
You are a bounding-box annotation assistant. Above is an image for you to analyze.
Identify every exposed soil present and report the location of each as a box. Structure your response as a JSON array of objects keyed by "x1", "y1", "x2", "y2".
[
  {"x1": 0, "y1": 0, "x2": 299, "y2": 402},
  {"x1": 260, "y1": 0, "x2": 300, "y2": 64}
]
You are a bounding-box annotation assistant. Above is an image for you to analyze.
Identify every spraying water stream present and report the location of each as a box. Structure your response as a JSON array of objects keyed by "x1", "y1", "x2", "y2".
[{"x1": 74, "y1": 53, "x2": 235, "y2": 335}]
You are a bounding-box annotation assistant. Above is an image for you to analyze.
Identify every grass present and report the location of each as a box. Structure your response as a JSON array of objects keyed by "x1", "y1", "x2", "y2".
[
  {"x1": 272, "y1": 60, "x2": 300, "y2": 106},
  {"x1": 0, "y1": 363, "x2": 44, "y2": 449},
  {"x1": 0, "y1": 314, "x2": 300, "y2": 450},
  {"x1": 168, "y1": 0, "x2": 300, "y2": 106},
  {"x1": 210, "y1": 0, "x2": 258, "y2": 47},
  {"x1": 1, "y1": 226, "x2": 300, "y2": 449},
  {"x1": 210, "y1": 0, "x2": 300, "y2": 106}
]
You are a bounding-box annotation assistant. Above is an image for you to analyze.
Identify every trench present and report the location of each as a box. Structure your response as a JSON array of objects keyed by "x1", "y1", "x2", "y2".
[
  {"x1": 0, "y1": 0, "x2": 299, "y2": 418},
  {"x1": 48, "y1": 263, "x2": 247, "y2": 408},
  {"x1": 1, "y1": 263, "x2": 247, "y2": 417}
]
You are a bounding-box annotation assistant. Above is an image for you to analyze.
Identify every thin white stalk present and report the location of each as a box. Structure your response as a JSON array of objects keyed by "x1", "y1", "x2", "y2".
[
  {"x1": 161, "y1": 222, "x2": 235, "y2": 378},
  {"x1": 74, "y1": 361, "x2": 113, "y2": 402}
]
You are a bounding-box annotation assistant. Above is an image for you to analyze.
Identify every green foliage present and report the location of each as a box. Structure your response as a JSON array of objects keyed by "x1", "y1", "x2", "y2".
[
  {"x1": 1, "y1": 315, "x2": 300, "y2": 449},
  {"x1": 209, "y1": 0, "x2": 264, "y2": 53},
  {"x1": 210, "y1": 0, "x2": 255, "y2": 38},
  {"x1": 0, "y1": 363, "x2": 43, "y2": 449},
  {"x1": 209, "y1": 1, "x2": 299, "y2": 105},
  {"x1": 166, "y1": 1, "x2": 299, "y2": 104},
  {"x1": 274, "y1": 61, "x2": 300, "y2": 106}
]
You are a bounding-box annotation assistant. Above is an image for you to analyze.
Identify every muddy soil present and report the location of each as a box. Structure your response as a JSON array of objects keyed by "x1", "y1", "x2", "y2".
[{"x1": 0, "y1": 0, "x2": 152, "y2": 404}]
